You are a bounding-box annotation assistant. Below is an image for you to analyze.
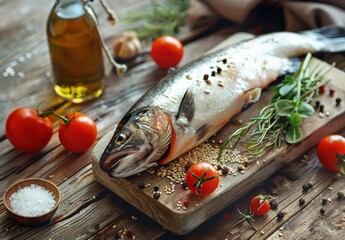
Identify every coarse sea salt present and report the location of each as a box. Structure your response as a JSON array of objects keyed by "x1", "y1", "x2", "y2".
[{"x1": 9, "y1": 184, "x2": 56, "y2": 217}]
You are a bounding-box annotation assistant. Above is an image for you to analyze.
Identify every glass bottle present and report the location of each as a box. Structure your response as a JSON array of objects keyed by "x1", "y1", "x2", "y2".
[{"x1": 47, "y1": 0, "x2": 105, "y2": 103}]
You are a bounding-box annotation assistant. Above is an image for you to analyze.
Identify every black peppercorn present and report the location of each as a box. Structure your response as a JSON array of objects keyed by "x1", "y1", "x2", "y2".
[
  {"x1": 203, "y1": 74, "x2": 209, "y2": 80},
  {"x1": 276, "y1": 211, "x2": 285, "y2": 221},
  {"x1": 302, "y1": 183, "x2": 310, "y2": 192},
  {"x1": 153, "y1": 192, "x2": 161, "y2": 199},
  {"x1": 319, "y1": 105, "x2": 324, "y2": 113},
  {"x1": 270, "y1": 199, "x2": 278, "y2": 210},
  {"x1": 153, "y1": 186, "x2": 159, "y2": 191},
  {"x1": 320, "y1": 208, "x2": 325, "y2": 215},
  {"x1": 315, "y1": 100, "x2": 320, "y2": 108},
  {"x1": 222, "y1": 59, "x2": 227, "y2": 64},
  {"x1": 299, "y1": 198, "x2": 305, "y2": 205},
  {"x1": 321, "y1": 198, "x2": 327, "y2": 205},
  {"x1": 336, "y1": 97, "x2": 342, "y2": 106},
  {"x1": 211, "y1": 71, "x2": 216, "y2": 76},
  {"x1": 115, "y1": 233, "x2": 121, "y2": 239},
  {"x1": 217, "y1": 67, "x2": 222, "y2": 73},
  {"x1": 222, "y1": 166, "x2": 229, "y2": 175},
  {"x1": 182, "y1": 180, "x2": 188, "y2": 189},
  {"x1": 138, "y1": 183, "x2": 145, "y2": 190}
]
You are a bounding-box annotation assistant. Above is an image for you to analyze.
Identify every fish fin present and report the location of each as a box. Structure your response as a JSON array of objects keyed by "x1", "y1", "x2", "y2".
[
  {"x1": 286, "y1": 58, "x2": 301, "y2": 74},
  {"x1": 196, "y1": 124, "x2": 211, "y2": 141},
  {"x1": 302, "y1": 25, "x2": 345, "y2": 52},
  {"x1": 242, "y1": 88, "x2": 262, "y2": 110},
  {"x1": 176, "y1": 88, "x2": 196, "y2": 123}
]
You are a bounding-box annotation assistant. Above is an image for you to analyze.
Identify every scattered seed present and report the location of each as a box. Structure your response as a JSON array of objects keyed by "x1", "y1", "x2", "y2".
[
  {"x1": 204, "y1": 89, "x2": 211, "y2": 94},
  {"x1": 299, "y1": 198, "x2": 305, "y2": 206},
  {"x1": 222, "y1": 59, "x2": 227, "y2": 64},
  {"x1": 112, "y1": 224, "x2": 117, "y2": 229},
  {"x1": 278, "y1": 232, "x2": 283, "y2": 237},
  {"x1": 186, "y1": 74, "x2": 192, "y2": 80},
  {"x1": 277, "y1": 211, "x2": 285, "y2": 221},
  {"x1": 127, "y1": 231, "x2": 136, "y2": 239},
  {"x1": 322, "y1": 198, "x2": 328, "y2": 205},
  {"x1": 211, "y1": 71, "x2": 216, "y2": 76},
  {"x1": 153, "y1": 186, "x2": 159, "y2": 191},
  {"x1": 217, "y1": 67, "x2": 222, "y2": 73},
  {"x1": 260, "y1": 230, "x2": 265, "y2": 235},
  {"x1": 328, "y1": 187, "x2": 333, "y2": 190},
  {"x1": 138, "y1": 183, "x2": 145, "y2": 190},
  {"x1": 329, "y1": 89, "x2": 335, "y2": 96},
  {"x1": 183, "y1": 199, "x2": 190, "y2": 207},
  {"x1": 335, "y1": 173, "x2": 342, "y2": 180},
  {"x1": 337, "y1": 190, "x2": 344, "y2": 199},
  {"x1": 203, "y1": 74, "x2": 209, "y2": 80}
]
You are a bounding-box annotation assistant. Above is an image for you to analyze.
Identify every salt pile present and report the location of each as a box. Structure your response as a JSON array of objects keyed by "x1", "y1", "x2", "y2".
[{"x1": 9, "y1": 184, "x2": 56, "y2": 217}]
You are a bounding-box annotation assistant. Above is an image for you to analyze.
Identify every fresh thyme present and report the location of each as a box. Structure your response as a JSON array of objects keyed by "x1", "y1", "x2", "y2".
[
  {"x1": 122, "y1": 0, "x2": 189, "y2": 40},
  {"x1": 218, "y1": 53, "x2": 333, "y2": 159}
]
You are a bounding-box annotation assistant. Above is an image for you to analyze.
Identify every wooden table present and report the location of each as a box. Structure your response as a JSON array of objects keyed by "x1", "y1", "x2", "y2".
[{"x1": 1, "y1": 0, "x2": 345, "y2": 239}]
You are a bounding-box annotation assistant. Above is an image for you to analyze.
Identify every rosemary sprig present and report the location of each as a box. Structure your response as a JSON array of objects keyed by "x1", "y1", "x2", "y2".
[
  {"x1": 218, "y1": 53, "x2": 333, "y2": 160},
  {"x1": 122, "y1": 0, "x2": 189, "y2": 40}
]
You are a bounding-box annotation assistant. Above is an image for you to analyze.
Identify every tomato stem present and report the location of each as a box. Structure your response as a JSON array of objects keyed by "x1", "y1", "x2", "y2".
[
  {"x1": 36, "y1": 105, "x2": 74, "y2": 126},
  {"x1": 189, "y1": 168, "x2": 217, "y2": 197},
  {"x1": 236, "y1": 206, "x2": 256, "y2": 230}
]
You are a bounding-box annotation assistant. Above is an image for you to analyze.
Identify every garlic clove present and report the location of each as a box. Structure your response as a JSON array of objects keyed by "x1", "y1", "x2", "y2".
[{"x1": 112, "y1": 31, "x2": 141, "y2": 60}]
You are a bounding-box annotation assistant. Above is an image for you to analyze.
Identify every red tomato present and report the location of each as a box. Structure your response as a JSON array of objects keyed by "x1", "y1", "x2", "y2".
[
  {"x1": 58, "y1": 112, "x2": 97, "y2": 153},
  {"x1": 151, "y1": 36, "x2": 184, "y2": 69},
  {"x1": 250, "y1": 194, "x2": 270, "y2": 216},
  {"x1": 317, "y1": 134, "x2": 345, "y2": 174},
  {"x1": 185, "y1": 162, "x2": 219, "y2": 196},
  {"x1": 6, "y1": 108, "x2": 53, "y2": 153}
]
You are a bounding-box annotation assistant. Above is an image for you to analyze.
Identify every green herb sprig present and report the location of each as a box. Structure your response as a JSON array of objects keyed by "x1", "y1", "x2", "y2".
[
  {"x1": 122, "y1": 0, "x2": 189, "y2": 40},
  {"x1": 218, "y1": 53, "x2": 333, "y2": 159}
]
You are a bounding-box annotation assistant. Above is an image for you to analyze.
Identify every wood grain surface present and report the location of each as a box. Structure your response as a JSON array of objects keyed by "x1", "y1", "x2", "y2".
[{"x1": 1, "y1": 0, "x2": 345, "y2": 239}]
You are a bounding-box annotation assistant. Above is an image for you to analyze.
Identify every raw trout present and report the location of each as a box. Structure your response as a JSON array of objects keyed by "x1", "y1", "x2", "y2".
[{"x1": 99, "y1": 26, "x2": 345, "y2": 177}]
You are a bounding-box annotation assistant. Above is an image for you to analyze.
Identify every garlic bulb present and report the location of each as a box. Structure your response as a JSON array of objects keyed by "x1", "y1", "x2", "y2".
[{"x1": 112, "y1": 31, "x2": 141, "y2": 60}]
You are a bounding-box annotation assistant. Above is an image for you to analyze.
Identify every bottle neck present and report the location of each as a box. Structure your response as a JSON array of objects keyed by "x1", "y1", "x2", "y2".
[{"x1": 55, "y1": 0, "x2": 85, "y2": 19}]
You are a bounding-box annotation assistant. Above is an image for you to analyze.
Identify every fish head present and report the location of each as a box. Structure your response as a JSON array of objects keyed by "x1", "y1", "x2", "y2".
[{"x1": 99, "y1": 108, "x2": 172, "y2": 178}]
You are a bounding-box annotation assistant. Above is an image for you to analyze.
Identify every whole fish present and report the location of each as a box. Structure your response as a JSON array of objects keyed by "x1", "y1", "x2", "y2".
[{"x1": 99, "y1": 26, "x2": 345, "y2": 178}]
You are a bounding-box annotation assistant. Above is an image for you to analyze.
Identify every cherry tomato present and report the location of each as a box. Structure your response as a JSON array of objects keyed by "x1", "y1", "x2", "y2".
[
  {"x1": 317, "y1": 134, "x2": 345, "y2": 174},
  {"x1": 6, "y1": 108, "x2": 53, "y2": 153},
  {"x1": 185, "y1": 162, "x2": 219, "y2": 196},
  {"x1": 250, "y1": 194, "x2": 270, "y2": 216},
  {"x1": 151, "y1": 36, "x2": 184, "y2": 69},
  {"x1": 58, "y1": 112, "x2": 97, "y2": 153}
]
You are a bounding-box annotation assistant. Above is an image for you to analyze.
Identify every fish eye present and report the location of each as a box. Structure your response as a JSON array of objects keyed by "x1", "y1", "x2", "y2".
[{"x1": 115, "y1": 133, "x2": 127, "y2": 145}]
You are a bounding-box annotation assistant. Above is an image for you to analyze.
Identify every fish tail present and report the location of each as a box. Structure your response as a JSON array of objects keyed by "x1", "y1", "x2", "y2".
[{"x1": 302, "y1": 25, "x2": 345, "y2": 53}]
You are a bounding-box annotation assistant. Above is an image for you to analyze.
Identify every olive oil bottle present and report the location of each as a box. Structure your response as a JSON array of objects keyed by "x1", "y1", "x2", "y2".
[{"x1": 47, "y1": 0, "x2": 104, "y2": 103}]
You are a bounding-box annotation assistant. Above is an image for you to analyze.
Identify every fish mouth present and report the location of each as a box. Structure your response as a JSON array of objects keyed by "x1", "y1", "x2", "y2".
[
  {"x1": 106, "y1": 145, "x2": 155, "y2": 178},
  {"x1": 101, "y1": 146, "x2": 140, "y2": 172}
]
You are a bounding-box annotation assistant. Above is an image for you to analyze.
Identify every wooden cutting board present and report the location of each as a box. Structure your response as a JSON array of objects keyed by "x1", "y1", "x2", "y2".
[{"x1": 91, "y1": 34, "x2": 345, "y2": 235}]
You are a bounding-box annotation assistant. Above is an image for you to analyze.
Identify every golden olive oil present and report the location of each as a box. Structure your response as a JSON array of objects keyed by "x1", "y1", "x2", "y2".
[{"x1": 47, "y1": 1, "x2": 104, "y2": 103}]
